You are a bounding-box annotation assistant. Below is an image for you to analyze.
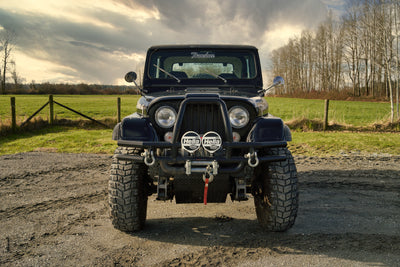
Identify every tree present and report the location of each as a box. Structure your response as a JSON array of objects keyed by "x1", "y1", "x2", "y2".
[
  {"x1": 10, "y1": 60, "x2": 24, "y2": 91},
  {"x1": 372, "y1": 0, "x2": 396, "y2": 122},
  {"x1": 395, "y1": 0, "x2": 400, "y2": 119},
  {"x1": 343, "y1": 1, "x2": 362, "y2": 96},
  {"x1": 0, "y1": 29, "x2": 16, "y2": 94},
  {"x1": 269, "y1": 0, "x2": 400, "y2": 121}
]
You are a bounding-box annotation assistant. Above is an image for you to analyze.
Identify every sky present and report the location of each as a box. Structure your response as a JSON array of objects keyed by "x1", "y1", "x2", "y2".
[{"x1": 0, "y1": 0, "x2": 345, "y2": 85}]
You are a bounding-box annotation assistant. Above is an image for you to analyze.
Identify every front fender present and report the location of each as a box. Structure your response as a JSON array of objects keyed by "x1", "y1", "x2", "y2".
[
  {"x1": 112, "y1": 116, "x2": 158, "y2": 141},
  {"x1": 247, "y1": 117, "x2": 292, "y2": 142}
]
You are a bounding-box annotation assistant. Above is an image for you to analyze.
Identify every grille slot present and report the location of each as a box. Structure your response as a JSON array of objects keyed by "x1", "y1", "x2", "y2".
[{"x1": 179, "y1": 103, "x2": 226, "y2": 141}]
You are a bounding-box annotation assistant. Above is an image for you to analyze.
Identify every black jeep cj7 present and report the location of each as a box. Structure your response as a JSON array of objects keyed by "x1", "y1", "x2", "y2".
[{"x1": 109, "y1": 45, "x2": 298, "y2": 232}]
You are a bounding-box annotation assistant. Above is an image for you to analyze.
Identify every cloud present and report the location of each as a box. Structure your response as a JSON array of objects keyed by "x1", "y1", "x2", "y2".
[{"x1": 0, "y1": 0, "x2": 331, "y2": 84}]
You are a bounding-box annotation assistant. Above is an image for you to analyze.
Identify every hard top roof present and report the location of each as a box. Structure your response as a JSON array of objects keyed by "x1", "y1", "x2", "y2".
[{"x1": 148, "y1": 44, "x2": 258, "y2": 51}]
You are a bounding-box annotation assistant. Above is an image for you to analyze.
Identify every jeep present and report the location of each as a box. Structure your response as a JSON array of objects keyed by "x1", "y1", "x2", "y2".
[{"x1": 109, "y1": 45, "x2": 298, "y2": 232}]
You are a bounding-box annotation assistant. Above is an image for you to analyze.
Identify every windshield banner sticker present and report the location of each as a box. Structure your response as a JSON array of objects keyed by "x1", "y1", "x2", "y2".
[{"x1": 191, "y1": 52, "x2": 215, "y2": 59}]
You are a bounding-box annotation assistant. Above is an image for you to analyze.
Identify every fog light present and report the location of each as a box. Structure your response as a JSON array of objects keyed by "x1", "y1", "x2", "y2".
[
  {"x1": 232, "y1": 132, "x2": 241, "y2": 142},
  {"x1": 164, "y1": 131, "x2": 173, "y2": 143},
  {"x1": 202, "y1": 131, "x2": 222, "y2": 153}
]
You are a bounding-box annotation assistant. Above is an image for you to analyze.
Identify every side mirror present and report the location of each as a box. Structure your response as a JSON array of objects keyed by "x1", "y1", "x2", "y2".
[
  {"x1": 258, "y1": 76, "x2": 285, "y2": 96},
  {"x1": 125, "y1": 71, "x2": 137, "y2": 83},
  {"x1": 273, "y1": 76, "x2": 284, "y2": 86},
  {"x1": 124, "y1": 71, "x2": 143, "y2": 95}
]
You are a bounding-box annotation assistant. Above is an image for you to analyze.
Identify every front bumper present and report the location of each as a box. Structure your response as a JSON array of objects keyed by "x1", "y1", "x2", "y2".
[{"x1": 116, "y1": 139, "x2": 287, "y2": 175}]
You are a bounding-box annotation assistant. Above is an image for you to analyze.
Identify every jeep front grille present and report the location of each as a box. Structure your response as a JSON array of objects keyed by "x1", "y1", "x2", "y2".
[{"x1": 179, "y1": 103, "x2": 227, "y2": 140}]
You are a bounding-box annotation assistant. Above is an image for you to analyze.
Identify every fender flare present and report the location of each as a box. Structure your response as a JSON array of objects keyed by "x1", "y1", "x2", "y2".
[
  {"x1": 247, "y1": 117, "x2": 292, "y2": 142},
  {"x1": 112, "y1": 116, "x2": 158, "y2": 141}
]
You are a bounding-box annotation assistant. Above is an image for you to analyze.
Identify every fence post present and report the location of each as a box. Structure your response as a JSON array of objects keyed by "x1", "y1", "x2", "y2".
[
  {"x1": 10, "y1": 97, "x2": 16, "y2": 132},
  {"x1": 49, "y1": 95, "x2": 54, "y2": 125},
  {"x1": 323, "y1": 99, "x2": 329, "y2": 131},
  {"x1": 117, "y1": 97, "x2": 121, "y2": 123}
]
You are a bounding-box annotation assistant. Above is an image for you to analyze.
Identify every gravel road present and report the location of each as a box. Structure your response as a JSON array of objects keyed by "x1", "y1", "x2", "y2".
[{"x1": 1, "y1": 152, "x2": 399, "y2": 266}]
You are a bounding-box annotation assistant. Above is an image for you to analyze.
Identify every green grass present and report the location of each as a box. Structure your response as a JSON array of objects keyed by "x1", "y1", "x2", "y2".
[
  {"x1": 289, "y1": 131, "x2": 400, "y2": 156},
  {"x1": 1, "y1": 126, "x2": 399, "y2": 156},
  {"x1": 0, "y1": 127, "x2": 115, "y2": 155},
  {"x1": 1, "y1": 95, "x2": 398, "y2": 157},
  {"x1": 0, "y1": 95, "x2": 140, "y2": 124},
  {"x1": 1, "y1": 95, "x2": 393, "y2": 127},
  {"x1": 267, "y1": 97, "x2": 392, "y2": 126}
]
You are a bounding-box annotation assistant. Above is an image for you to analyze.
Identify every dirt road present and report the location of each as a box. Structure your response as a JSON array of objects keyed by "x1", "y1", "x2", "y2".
[{"x1": 1, "y1": 152, "x2": 399, "y2": 266}]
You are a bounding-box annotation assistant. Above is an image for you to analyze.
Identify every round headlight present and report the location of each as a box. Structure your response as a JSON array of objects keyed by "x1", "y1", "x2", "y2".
[
  {"x1": 155, "y1": 106, "x2": 177, "y2": 128},
  {"x1": 229, "y1": 106, "x2": 249, "y2": 128}
]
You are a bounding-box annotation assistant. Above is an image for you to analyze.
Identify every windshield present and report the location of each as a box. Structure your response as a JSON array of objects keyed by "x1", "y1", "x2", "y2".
[{"x1": 148, "y1": 50, "x2": 257, "y2": 81}]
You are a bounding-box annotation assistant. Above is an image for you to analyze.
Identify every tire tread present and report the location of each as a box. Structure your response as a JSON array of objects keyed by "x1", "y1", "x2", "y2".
[
  {"x1": 254, "y1": 147, "x2": 298, "y2": 231},
  {"x1": 108, "y1": 147, "x2": 148, "y2": 232}
]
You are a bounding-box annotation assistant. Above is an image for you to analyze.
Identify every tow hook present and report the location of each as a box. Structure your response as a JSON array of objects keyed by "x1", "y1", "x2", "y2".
[
  {"x1": 202, "y1": 166, "x2": 214, "y2": 183},
  {"x1": 245, "y1": 151, "x2": 259, "y2": 167},
  {"x1": 142, "y1": 149, "x2": 155, "y2": 166}
]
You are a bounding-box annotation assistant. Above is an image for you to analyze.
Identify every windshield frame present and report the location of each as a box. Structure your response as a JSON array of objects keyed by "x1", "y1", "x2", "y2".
[
  {"x1": 142, "y1": 46, "x2": 263, "y2": 96},
  {"x1": 147, "y1": 49, "x2": 257, "y2": 81}
]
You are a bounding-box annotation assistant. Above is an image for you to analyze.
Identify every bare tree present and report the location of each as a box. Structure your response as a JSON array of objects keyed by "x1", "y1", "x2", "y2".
[
  {"x1": 393, "y1": 0, "x2": 400, "y2": 119},
  {"x1": 10, "y1": 60, "x2": 24, "y2": 90},
  {"x1": 394, "y1": 1, "x2": 400, "y2": 120},
  {"x1": 0, "y1": 29, "x2": 16, "y2": 94},
  {"x1": 373, "y1": 0, "x2": 395, "y2": 122},
  {"x1": 343, "y1": 1, "x2": 363, "y2": 96},
  {"x1": 269, "y1": 0, "x2": 399, "y2": 118}
]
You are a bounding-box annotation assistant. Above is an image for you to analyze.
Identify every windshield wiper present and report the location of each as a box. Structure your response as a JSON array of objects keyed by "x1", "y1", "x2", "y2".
[
  {"x1": 153, "y1": 64, "x2": 181, "y2": 83},
  {"x1": 204, "y1": 70, "x2": 227, "y2": 83}
]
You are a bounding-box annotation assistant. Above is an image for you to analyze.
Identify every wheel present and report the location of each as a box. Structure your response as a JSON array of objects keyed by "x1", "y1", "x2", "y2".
[
  {"x1": 253, "y1": 147, "x2": 298, "y2": 231},
  {"x1": 109, "y1": 147, "x2": 149, "y2": 232}
]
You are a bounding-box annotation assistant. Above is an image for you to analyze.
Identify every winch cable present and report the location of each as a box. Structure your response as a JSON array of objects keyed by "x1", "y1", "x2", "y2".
[{"x1": 203, "y1": 177, "x2": 209, "y2": 205}]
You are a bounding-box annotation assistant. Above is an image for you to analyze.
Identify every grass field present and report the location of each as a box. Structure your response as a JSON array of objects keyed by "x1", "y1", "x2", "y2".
[
  {"x1": 0, "y1": 95, "x2": 394, "y2": 127},
  {"x1": 1, "y1": 127, "x2": 399, "y2": 156},
  {"x1": 289, "y1": 131, "x2": 399, "y2": 156},
  {"x1": 0, "y1": 95, "x2": 398, "y2": 157},
  {"x1": 266, "y1": 97, "x2": 392, "y2": 126},
  {"x1": 0, "y1": 95, "x2": 140, "y2": 124}
]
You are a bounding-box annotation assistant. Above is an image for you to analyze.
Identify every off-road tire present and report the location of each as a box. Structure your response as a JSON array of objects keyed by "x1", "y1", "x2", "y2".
[
  {"x1": 253, "y1": 147, "x2": 298, "y2": 231},
  {"x1": 109, "y1": 147, "x2": 149, "y2": 232}
]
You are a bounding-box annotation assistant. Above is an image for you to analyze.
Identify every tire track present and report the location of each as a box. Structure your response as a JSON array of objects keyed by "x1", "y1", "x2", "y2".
[
  {"x1": 299, "y1": 170, "x2": 400, "y2": 192},
  {"x1": 1, "y1": 204, "x2": 108, "y2": 266},
  {"x1": 157, "y1": 234, "x2": 400, "y2": 267},
  {"x1": 0, "y1": 163, "x2": 109, "y2": 183},
  {"x1": 300, "y1": 179, "x2": 400, "y2": 191},
  {"x1": 0, "y1": 190, "x2": 107, "y2": 219},
  {"x1": 1, "y1": 152, "x2": 400, "y2": 266}
]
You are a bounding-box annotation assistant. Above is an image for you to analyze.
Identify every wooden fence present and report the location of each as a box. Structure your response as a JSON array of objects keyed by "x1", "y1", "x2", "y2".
[
  {"x1": 7, "y1": 95, "x2": 331, "y2": 132},
  {"x1": 8, "y1": 95, "x2": 122, "y2": 132}
]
